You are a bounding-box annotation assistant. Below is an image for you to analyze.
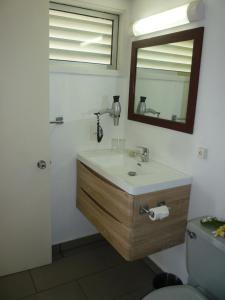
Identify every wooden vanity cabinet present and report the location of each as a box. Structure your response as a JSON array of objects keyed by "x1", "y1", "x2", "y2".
[{"x1": 76, "y1": 161, "x2": 191, "y2": 261}]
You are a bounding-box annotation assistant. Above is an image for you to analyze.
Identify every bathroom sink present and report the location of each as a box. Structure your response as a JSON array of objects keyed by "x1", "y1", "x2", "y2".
[{"x1": 77, "y1": 149, "x2": 192, "y2": 195}]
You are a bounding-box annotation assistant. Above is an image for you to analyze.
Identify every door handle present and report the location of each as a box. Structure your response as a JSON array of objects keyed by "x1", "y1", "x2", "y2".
[
  {"x1": 50, "y1": 116, "x2": 64, "y2": 125},
  {"x1": 37, "y1": 160, "x2": 47, "y2": 169}
]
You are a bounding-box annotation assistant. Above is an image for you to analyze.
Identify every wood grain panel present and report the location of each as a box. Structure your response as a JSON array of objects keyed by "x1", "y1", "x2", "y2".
[
  {"x1": 77, "y1": 188, "x2": 131, "y2": 259},
  {"x1": 76, "y1": 161, "x2": 191, "y2": 261},
  {"x1": 78, "y1": 161, "x2": 134, "y2": 226},
  {"x1": 129, "y1": 228, "x2": 185, "y2": 260},
  {"x1": 133, "y1": 185, "x2": 191, "y2": 225}
]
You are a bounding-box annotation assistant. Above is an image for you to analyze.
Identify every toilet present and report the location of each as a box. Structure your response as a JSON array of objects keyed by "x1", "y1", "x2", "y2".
[{"x1": 143, "y1": 217, "x2": 225, "y2": 300}]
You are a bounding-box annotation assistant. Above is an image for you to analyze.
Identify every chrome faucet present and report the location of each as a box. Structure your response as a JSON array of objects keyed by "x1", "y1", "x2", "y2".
[
  {"x1": 98, "y1": 95, "x2": 121, "y2": 126},
  {"x1": 137, "y1": 146, "x2": 150, "y2": 162}
]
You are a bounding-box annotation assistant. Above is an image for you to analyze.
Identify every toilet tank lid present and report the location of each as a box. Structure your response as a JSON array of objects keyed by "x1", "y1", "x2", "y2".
[{"x1": 188, "y1": 217, "x2": 225, "y2": 253}]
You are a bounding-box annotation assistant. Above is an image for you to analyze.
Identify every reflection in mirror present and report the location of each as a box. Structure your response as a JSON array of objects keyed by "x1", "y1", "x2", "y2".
[
  {"x1": 128, "y1": 28, "x2": 204, "y2": 134},
  {"x1": 135, "y1": 40, "x2": 194, "y2": 123}
]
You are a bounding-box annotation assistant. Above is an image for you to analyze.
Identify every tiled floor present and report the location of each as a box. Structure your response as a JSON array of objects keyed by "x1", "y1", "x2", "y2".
[{"x1": 0, "y1": 239, "x2": 161, "y2": 300}]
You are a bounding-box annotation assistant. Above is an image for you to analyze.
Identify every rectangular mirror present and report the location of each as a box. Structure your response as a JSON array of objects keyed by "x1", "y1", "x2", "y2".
[{"x1": 128, "y1": 28, "x2": 204, "y2": 133}]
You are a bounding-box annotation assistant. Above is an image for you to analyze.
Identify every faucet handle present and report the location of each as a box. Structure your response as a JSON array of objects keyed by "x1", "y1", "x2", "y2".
[
  {"x1": 137, "y1": 146, "x2": 149, "y2": 154},
  {"x1": 136, "y1": 146, "x2": 149, "y2": 162}
]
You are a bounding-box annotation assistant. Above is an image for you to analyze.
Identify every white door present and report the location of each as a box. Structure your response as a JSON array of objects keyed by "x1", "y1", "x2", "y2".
[{"x1": 0, "y1": 0, "x2": 51, "y2": 276}]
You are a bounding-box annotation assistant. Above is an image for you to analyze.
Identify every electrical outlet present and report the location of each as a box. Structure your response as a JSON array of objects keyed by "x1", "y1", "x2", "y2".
[{"x1": 197, "y1": 147, "x2": 208, "y2": 159}]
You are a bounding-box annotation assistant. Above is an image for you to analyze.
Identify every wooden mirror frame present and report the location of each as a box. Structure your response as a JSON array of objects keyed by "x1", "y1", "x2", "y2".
[{"x1": 128, "y1": 27, "x2": 204, "y2": 134}]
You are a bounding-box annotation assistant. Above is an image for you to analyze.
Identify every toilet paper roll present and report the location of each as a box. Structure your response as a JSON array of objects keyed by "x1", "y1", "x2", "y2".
[{"x1": 149, "y1": 205, "x2": 169, "y2": 221}]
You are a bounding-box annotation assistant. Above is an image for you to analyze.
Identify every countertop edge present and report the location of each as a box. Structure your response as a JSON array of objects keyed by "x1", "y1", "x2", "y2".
[{"x1": 77, "y1": 154, "x2": 192, "y2": 196}]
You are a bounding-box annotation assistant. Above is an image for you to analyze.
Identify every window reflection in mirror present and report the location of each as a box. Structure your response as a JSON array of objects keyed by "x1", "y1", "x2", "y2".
[
  {"x1": 135, "y1": 40, "x2": 194, "y2": 123},
  {"x1": 128, "y1": 28, "x2": 204, "y2": 134}
]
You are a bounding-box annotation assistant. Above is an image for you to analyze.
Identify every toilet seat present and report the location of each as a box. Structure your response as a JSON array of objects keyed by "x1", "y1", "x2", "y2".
[{"x1": 142, "y1": 285, "x2": 208, "y2": 300}]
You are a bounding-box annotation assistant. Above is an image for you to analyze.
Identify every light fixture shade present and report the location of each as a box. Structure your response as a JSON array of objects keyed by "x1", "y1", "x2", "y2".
[
  {"x1": 187, "y1": 0, "x2": 205, "y2": 22},
  {"x1": 133, "y1": 0, "x2": 204, "y2": 36}
]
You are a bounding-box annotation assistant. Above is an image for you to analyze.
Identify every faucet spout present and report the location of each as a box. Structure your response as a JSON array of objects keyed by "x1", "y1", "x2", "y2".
[{"x1": 136, "y1": 146, "x2": 150, "y2": 162}]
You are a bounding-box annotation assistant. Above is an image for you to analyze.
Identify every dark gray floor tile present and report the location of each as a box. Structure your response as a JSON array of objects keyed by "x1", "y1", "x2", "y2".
[
  {"x1": 115, "y1": 294, "x2": 136, "y2": 300},
  {"x1": 30, "y1": 244, "x2": 125, "y2": 291},
  {"x1": 0, "y1": 271, "x2": 35, "y2": 300},
  {"x1": 143, "y1": 258, "x2": 162, "y2": 275},
  {"x1": 61, "y1": 234, "x2": 104, "y2": 253},
  {"x1": 52, "y1": 245, "x2": 63, "y2": 262},
  {"x1": 62, "y1": 239, "x2": 108, "y2": 257},
  {"x1": 118, "y1": 284, "x2": 154, "y2": 300},
  {"x1": 79, "y1": 260, "x2": 154, "y2": 300},
  {"x1": 23, "y1": 282, "x2": 86, "y2": 300}
]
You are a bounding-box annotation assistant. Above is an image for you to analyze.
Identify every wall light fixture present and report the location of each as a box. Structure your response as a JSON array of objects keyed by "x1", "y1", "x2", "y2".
[{"x1": 133, "y1": 0, "x2": 204, "y2": 36}]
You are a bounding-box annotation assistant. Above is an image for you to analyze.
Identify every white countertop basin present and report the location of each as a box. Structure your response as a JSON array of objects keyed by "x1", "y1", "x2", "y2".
[{"x1": 77, "y1": 149, "x2": 192, "y2": 195}]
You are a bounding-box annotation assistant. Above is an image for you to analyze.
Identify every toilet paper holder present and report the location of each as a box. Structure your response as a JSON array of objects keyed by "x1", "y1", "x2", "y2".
[{"x1": 139, "y1": 201, "x2": 167, "y2": 216}]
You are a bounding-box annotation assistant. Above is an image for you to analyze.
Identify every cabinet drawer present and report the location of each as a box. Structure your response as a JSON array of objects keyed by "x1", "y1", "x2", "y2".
[
  {"x1": 77, "y1": 187, "x2": 131, "y2": 259},
  {"x1": 77, "y1": 161, "x2": 134, "y2": 226},
  {"x1": 133, "y1": 185, "x2": 191, "y2": 225},
  {"x1": 130, "y1": 225, "x2": 186, "y2": 260},
  {"x1": 76, "y1": 160, "x2": 191, "y2": 261}
]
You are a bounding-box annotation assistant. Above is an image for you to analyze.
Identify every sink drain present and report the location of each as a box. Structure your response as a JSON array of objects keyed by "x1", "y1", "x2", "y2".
[{"x1": 128, "y1": 171, "x2": 137, "y2": 176}]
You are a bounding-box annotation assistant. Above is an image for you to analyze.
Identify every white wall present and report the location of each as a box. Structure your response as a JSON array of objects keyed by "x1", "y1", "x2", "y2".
[
  {"x1": 135, "y1": 69, "x2": 189, "y2": 120},
  {"x1": 50, "y1": 74, "x2": 127, "y2": 243},
  {"x1": 126, "y1": 0, "x2": 225, "y2": 282},
  {"x1": 50, "y1": 0, "x2": 225, "y2": 283},
  {"x1": 50, "y1": 0, "x2": 130, "y2": 244}
]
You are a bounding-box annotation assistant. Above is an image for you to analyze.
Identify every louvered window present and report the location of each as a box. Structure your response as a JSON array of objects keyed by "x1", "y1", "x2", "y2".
[
  {"x1": 49, "y1": 2, "x2": 119, "y2": 69},
  {"x1": 137, "y1": 40, "x2": 193, "y2": 73}
]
